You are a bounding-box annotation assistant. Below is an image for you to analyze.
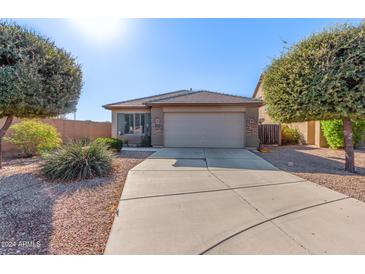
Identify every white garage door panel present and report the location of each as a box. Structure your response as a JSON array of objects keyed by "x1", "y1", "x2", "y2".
[{"x1": 164, "y1": 113, "x2": 245, "y2": 148}]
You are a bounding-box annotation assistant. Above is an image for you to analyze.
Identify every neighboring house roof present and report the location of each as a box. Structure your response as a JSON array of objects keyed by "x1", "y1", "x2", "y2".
[
  {"x1": 103, "y1": 89, "x2": 262, "y2": 109},
  {"x1": 252, "y1": 74, "x2": 263, "y2": 99},
  {"x1": 102, "y1": 90, "x2": 193, "y2": 109}
]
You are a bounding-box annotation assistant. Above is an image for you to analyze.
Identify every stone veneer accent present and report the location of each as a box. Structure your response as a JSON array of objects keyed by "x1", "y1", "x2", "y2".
[
  {"x1": 245, "y1": 107, "x2": 260, "y2": 147},
  {"x1": 151, "y1": 107, "x2": 164, "y2": 147}
]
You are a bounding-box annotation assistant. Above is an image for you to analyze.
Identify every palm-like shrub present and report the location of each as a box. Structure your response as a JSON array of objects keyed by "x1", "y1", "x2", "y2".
[
  {"x1": 41, "y1": 142, "x2": 113, "y2": 181},
  {"x1": 5, "y1": 119, "x2": 61, "y2": 156}
]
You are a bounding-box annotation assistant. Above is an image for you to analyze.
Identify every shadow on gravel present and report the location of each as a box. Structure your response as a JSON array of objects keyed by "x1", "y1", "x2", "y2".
[
  {"x1": 255, "y1": 146, "x2": 365, "y2": 176},
  {"x1": 0, "y1": 171, "x2": 113, "y2": 255}
]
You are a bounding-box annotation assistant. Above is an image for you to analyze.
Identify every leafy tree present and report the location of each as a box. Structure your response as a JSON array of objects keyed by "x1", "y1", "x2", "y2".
[
  {"x1": 5, "y1": 119, "x2": 62, "y2": 156},
  {"x1": 262, "y1": 23, "x2": 365, "y2": 172},
  {"x1": 321, "y1": 120, "x2": 365, "y2": 149},
  {"x1": 0, "y1": 21, "x2": 82, "y2": 167}
]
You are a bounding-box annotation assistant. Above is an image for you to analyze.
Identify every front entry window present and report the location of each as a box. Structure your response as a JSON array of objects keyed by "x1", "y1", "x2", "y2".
[
  {"x1": 134, "y1": 113, "x2": 142, "y2": 134},
  {"x1": 118, "y1": 113, "x2": 151, "y2": 135},
  {"x1": 124, "y1": 114, "x2": 134, "y2": 134}
]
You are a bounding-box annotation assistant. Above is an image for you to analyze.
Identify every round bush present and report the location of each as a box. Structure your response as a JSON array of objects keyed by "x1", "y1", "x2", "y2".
[
  {"x1": 41, "y1": 142, "x2": 113, "y2": 181},
  {"x1": 5, "y1": 119, "x2": 61, "y2": 156},
  {"x1": 281, "y1": 125, "x2": 301, "y2": 145},
  {"x1": 321, "y1": 120, "x2": 365, "y2": 149},
  {"x1": 93, "y1": 137, "x2": 123, "y2": 151}
]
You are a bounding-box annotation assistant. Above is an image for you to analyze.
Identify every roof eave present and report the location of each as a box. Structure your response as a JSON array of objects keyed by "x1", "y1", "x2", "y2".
[
  {"x1": 145, "y1": 102, "x2": 263, "y2": 107},
  {"x1": 102, "y1": 105, "x2": 151, "y2": 110}
]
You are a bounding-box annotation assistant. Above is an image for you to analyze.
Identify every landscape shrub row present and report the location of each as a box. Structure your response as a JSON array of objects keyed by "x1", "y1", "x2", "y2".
[
  {"x1": 321, "y1": 120, "x2": 365, "y2": 149},
  {"x1": 5, "y1": 120, "x2": 126, "y2": 181}
]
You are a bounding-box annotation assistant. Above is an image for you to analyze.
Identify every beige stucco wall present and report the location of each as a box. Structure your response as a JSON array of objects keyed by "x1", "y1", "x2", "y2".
[
  {"x1": 315, "y1": 121, "x2": 328, "y2": 147},
  {"x1": 307, "y1": 121, "x2": 316, "y2": 145},
  {"x1": 111, "y1": 111, "x2": 117, "y2": 138},
  {"x1": 254, "y1": 84, "x2": 274, "y2": 124}
]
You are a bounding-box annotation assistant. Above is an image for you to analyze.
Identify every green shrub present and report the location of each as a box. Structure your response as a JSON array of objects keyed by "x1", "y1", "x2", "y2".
[
  {"x1": 5, "y1": 120, "x2": 62, "y2": 156},
  {"x1": 41, "y1": 142, "x2": 113, "y2": 181},
  {"x1": 320, "y1": 120, "x2": 343, "y2": 149},
  {"x1": 321, "y1": 120, "x2": 365, "y2": 149},
  {"x1": 93, "y1": 137, "x2": 123, "y2": 151},
  {"x1": 281, "y1": 125, "x2": 301, "y2": 145}
]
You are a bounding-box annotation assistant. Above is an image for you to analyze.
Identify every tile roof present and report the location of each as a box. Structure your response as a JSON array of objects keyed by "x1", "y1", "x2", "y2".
[
  {"x1": 103, "y1": 90, "x2": 261, "y2": 109},
  {"x1": 147, "y1": 91, "x2": 262, "y2": 105},
  {"x1": 102, "y1": 90, "x2": 193, "y2": 109}
]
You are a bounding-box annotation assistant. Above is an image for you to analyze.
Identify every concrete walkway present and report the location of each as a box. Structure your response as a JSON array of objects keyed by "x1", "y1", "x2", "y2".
[{"x1": 105, "y1": 148, "x2": 365, "y2": 254}]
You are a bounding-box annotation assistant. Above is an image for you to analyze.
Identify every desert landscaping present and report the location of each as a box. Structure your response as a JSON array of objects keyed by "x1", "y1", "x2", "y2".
[
  {"x1": 255, "y1": 145, "x2": 365, "y2": 202},
  {"x1": 0, "y1": 151, "x2": 152, "y2": 255}
]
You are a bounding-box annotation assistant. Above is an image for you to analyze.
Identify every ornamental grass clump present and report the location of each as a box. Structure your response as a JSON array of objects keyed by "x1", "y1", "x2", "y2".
[{"x1": 41, "y1": 142, "x2": 113, "y2": 181}]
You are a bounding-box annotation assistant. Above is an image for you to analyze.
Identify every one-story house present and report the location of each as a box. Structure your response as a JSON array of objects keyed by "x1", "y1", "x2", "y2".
[
  {"x1": 252, "y1": 76, "x2": 328, "y2": 147},
  {"x1": 103, "y1": 90, "x2": 262, "y2": 148}
]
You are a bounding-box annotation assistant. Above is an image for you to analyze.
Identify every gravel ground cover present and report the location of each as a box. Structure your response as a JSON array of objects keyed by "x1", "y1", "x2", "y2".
[
  {"x1": 254, "y1": 145, "x2": 365, "y2": 203},
  {"x1": 0, "y1": 151, "x2": 151, "y2": 255}
]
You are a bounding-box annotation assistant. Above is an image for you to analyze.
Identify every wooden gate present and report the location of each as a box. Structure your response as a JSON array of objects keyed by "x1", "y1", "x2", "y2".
[{"x1": 258, "y1": 124, "x2": 281, "y2": 145}]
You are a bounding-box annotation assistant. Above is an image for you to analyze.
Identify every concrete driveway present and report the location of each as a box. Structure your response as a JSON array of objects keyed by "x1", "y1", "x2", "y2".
[{"x1": 105, "y1": 148, "x2": 365, "y2": 254}]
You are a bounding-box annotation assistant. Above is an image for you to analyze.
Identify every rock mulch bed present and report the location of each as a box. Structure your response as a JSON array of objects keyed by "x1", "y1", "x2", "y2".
[
  {"x1": 254, "y1": 145, "x2": 365, "y2": 203},
  {"x1": 0, "y1": 151, "x2": 151, "y2": 255}
]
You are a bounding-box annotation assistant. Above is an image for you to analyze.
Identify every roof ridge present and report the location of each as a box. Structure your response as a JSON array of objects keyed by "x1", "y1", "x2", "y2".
[
  {"x1": 147, "y1": 90, "x2": 261, "y2": 103},
  {"x1": 103, "y1": 89, "x2": 190, "y2": 107},
  {"x1": 146, "y1": 90, "x2": 197, "y2": 103},
  {"x1": 198, "y1": 90, "x2": 260, "y2": 101}
]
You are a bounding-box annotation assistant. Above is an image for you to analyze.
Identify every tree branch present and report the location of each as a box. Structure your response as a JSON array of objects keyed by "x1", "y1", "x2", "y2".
[{"x1": 0, "y1": 116, "x2": 14, "y2": 138}]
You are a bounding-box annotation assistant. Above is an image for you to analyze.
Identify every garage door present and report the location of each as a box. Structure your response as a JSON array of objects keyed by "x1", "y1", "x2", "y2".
[{"x1": 164, "y1": 112, "x2": 245, "y2": 148}]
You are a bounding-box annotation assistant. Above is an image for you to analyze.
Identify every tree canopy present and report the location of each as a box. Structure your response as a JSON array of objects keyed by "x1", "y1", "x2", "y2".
[
  {"x1": 0, "y1": 21, "x2": 83, "y2": 119},
  {"x1": 0, "y1": 20, "x2": 83, "y2": 168},
  {"x1": 262, "y1": 22, "x2": 365, "y2": 123}
]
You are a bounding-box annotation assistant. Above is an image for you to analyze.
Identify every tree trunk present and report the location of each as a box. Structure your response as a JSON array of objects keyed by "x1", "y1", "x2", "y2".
[
  {"x1": 343, "y1": 118, "x2": 355, "y2": 173},
  {"x1": 0, "y1": 116, "x2": 14, "y2": 169}
]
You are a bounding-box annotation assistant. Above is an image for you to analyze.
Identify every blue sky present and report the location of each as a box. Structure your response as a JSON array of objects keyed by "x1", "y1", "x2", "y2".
[{"x1": 14, "y1": 18, "x2": 361, "y2": 121}]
